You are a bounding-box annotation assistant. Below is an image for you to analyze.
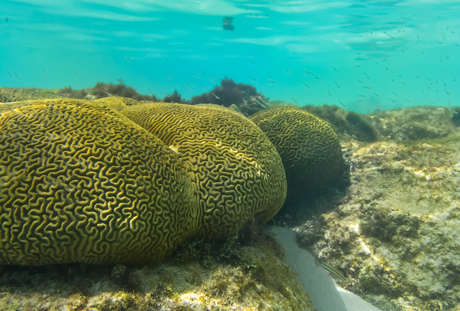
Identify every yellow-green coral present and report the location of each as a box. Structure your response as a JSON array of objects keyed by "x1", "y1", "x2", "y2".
[
  {"x1": 122, "y1": 102, "x2": 287, "y2": 238},
  {"x1": 251, "y1": 106, "x2": 345, "y2": 196},
  {"x1": 0, "y1": 99, "x2": 199, "y2": 265},
  {"x1": 93, "y1": 96, "x2": 139, "y2": 111}
]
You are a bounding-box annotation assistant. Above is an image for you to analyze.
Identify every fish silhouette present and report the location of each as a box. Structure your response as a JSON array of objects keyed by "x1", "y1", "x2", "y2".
[{"x1": 223, "y1": 16, "x2": 234, "y2": 31}]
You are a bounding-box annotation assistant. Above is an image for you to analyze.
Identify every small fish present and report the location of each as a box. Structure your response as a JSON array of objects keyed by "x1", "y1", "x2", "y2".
[
  {"x1": 320, "y1": 262, "x2": 346, "y2": 281},
  {"x1": 255, "y1": 99, "x2": 268, "y2": 108},
  {"x1": 333, "y1": 81, "x2": 341, "y2": 89},
  {"x1": 145, "y1": 84, "x2": 154, "y2": 96},
  {"x1": 283, "y1": 68, "x2": 292, "y2": 75},
  {"x1": 383, "y1": 31, "x2": 394, "y2": 39},
  {"x1": 267, "y1": 72, "x2": 277, "y2": 84},
  {"x1": 301, "y1": 81, "x2": 310, "y2": 88},
  {"x1": 211, "y1": 92, "x2": 220, "y2": 99},
  {"x1": 5, "y1": 17, "x2": 8, "y2": 22},
  {"x1": 100, "y1": 89, "x2": 113, "y2": 97},
  {"x1": 337, "y1": 100, "x2": 345, "y2": 108}
]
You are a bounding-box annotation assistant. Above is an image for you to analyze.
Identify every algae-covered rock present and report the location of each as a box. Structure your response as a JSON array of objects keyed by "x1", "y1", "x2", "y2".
[
  {"x1": 0, "y1": 233, "x2": 314, "y2": 311},
  {"x1": 301, "y1": 104, "x2": 380, "y2": 142},
  {"x1": 370, "y1": 106, "x2": 457, "y2": 141},
  {"x1": 0, "y1": 87, "x2": 62, "y2": 103},
  {"x1": 451, "y1": 107, "x2": 460, "y2": 126},
  {"x1": 295, "y1": 126, "x2": 460, "y2": 311}
]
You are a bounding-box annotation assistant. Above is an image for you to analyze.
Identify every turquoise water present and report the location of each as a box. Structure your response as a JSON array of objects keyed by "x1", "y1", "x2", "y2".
[{"x1": 1, "y1": 0, "x2": 459, "y2": 113}]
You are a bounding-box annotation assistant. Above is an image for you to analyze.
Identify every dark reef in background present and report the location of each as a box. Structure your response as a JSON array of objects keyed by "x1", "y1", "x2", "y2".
[
  {"x1": 449, "y1": 107, "x2": 460, "y2": 126},
  {"x1": 163, "y1": 90, "x2": 187, "y2": 103},
  {"x1": 55, "y1": 79, "x2": 270, "y2": 115},
  {"x1": 301, "y1": 104, "x2": 380, "y2": 142},
  {"x1": 191, "y1": 78, "x2": 269, "y2": 116}
]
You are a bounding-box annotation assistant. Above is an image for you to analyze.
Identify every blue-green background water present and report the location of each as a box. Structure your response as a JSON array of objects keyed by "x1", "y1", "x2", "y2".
[{"x1": 1, "y1": 0, "x2": 459, "y2": 113}]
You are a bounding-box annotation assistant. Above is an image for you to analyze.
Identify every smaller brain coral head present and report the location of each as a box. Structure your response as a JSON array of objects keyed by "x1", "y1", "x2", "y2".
[
  {"x1": 251, "y1": 107, "x2": 347, "y2": 206},
  {"x1": 0, "y1": 99, "x2": 200, "y2": 265},
  {"x1": 123, "y1": 102, "x2": 287, "y2": 238}
]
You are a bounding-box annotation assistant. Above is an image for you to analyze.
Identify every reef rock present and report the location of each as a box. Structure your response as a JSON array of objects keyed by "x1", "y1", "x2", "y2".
[
  {"x1": 294, "y1": 107, "x2": 460, "y2": 311},
  {"x1": 370, "y1": 106, "x2": 458, "y2": 141},
  {"x1": 0, "y1": 232, "x2": 314, "y2": 310},
  {"x1": 0, "y1": 87, "x2": 62, "y2": 103}
]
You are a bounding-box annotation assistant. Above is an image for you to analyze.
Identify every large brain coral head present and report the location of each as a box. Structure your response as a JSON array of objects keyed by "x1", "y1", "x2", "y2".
[
  {"x1": 251, "y1": 106, "x2": 347, "y2": 206},
  {"x1": 0, "y1": 99, "x2": 200, "y2": 265},
  {"x1": 123, "y1": 102, "x2": 287, "y2": 238}
]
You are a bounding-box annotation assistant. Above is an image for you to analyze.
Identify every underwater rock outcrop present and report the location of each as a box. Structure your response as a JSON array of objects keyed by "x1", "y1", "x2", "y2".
[
  {"x1": 294, "y1": 114, "x2": 460, "y2": 311},
  {"x1": 0, "y1": 233, "x2": 314, "y2": 310},
  {"x1": 370, "y1": 106, "x2": 458, "y2": 141},
  {"x1": 123, "y1": 102, "x2": 287, "y2": 238},
  {"x1": 301, "y1": 104, "x2": 380, "y2": 142},
  {"x1": 0, "y1": 87, "x2": 62, "y2": 103},
  {"x1": 0, "y1": 99, "x2": 200, "y2": 265},
  {"x1": 251, "y1": 106, "x2": 347, "y2": 209}
]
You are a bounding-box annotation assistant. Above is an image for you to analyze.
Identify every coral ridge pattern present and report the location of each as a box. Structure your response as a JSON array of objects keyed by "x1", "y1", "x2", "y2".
[
  {"x1": 0, "y1": 99, "x2": 295, "y2": 265},
  {"x1": 122, "y1": 102, "x2": 287, "y2": 238},
  {"x1": 251, "y1": 106, "x2": 346, "y2": 198},
  {"x1": 0, "y1": 99, "x2": 200, "y2": 265}
]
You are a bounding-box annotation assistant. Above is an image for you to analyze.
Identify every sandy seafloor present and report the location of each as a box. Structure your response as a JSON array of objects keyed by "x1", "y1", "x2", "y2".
[{"x1": 0, "y1": 88, "x2": 459, "y2": 311}]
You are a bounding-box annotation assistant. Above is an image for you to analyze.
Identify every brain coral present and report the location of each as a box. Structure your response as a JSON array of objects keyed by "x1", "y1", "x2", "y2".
[
  {"x1": 0, "y1": 99, "x2": 199, "y2": 265},
  {"x1": 251, "y1": 106, "x2": 346, "y2": 199},
  {"x1": 122, "y1": 102, "x2": 287, "y2": 238}
]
